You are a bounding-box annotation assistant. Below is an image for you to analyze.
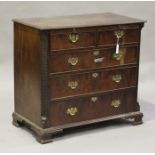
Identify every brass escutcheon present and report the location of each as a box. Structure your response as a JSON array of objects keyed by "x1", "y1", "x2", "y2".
[
  {"x1": 112, "y1": 74, "x2": 122, "y2": 83},
  {"x1": 69, "y1": 33, "x2": 79, "y2": 43},
  {"x1": 92, "y1": 72, "x2": 99, "y2": 78},
  {"x1": 93, "y1": 50, "x2": 100, "y2": 56},
  {"x1": 91, "y1": 97, "x2": 98, "y2": 103},
  {"x1": 66, "y1": 107, "x2": 78, "y2": 116},
  {"x1": 111, "y1": 100, "x2": 121, "y2": 108},
  {"x1": 68, "y1": 57, "x2": 78, "y2": 66},
  {"x1": 68, "y1": 81, "x2": 78, "y2": 89}
]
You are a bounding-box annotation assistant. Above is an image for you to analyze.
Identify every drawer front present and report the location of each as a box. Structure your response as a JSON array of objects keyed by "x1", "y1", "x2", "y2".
[
  {"x1": 98, "y1": 29, "x2": 140, "y2": 46},
  {"x1": 50, "y1": 30, "x2": 96, "y2": 50},
  {"x1": 49, "y1": 88, "x2": 139, "y2": 126},
  {"x1": 49, "y1": 46, "x2": 138, "y2": 73},
  {"x1": 50, "y1": 67, "x2": 137, "y2": 99}
]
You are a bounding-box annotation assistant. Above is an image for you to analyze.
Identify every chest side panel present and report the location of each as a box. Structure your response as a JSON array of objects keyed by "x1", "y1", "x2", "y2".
[{"x1": 14, "y1": 23, "x2": 42, "y2": 126}]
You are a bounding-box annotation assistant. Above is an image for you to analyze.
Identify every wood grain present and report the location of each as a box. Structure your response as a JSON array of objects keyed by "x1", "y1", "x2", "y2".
[
  {"x1": 49, "y1": 45, "x2": 139, "y2": 73},
  {"x1": 13, "y1": 13, "x2": 145, "y2": 143},
  {"x1": 49, "y1": 67, "x2": 137, "y2": 99},
  {"x1": 50, "y1": 30, "x2": 96, "y2": 50},
  {"x1": 13, "y1": 12, "x2": 146, "y2": 30},
  {"x1": 98, "y1": 28, "x2": 140, "y2": 46},
  {"x1": 14, "y1": 23, "x2": 42, "y2": 126},
  {"x1": 49, "y1": 87, "x2": 139, "y2": 126}
]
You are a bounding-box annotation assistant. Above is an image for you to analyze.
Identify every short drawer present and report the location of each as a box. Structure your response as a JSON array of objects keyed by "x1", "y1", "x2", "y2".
[
  {"x1": 98, "y1": 29, "x2": 140, "y2": 46},
  {"x1": 49, "y1": 45, "x2": 138, "y2": 73},
  {"x1": 49, "y1": 88, "x2": 139, "y2": 126},
  {"x1": 49, "y1": 67, "x2": 137, "y2": 99},
  {"x1": 50, "y1": 30, "x2": 96, "y2": 50}
]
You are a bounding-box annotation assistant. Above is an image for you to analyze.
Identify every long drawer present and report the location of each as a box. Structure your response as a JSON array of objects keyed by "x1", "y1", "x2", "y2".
[
  {"x1": 49, "y1": 45, "x2": 139, "y2": 73},
  {"x1": 49, "y1": 87, "x2": 139, "y2": 126},
  {"x1": 49, "y1": 67, "x2": 137, "y2": 99}
]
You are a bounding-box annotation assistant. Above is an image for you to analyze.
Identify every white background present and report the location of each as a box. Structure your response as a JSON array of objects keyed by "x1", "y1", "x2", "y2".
[{"x1": 0, "y1": 1, "x2": 155, "y2": 152}]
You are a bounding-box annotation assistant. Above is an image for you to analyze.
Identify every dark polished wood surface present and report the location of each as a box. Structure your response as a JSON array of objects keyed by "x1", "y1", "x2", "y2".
[
  {"x1": 49, "y1": 25, "x2": 140, "y2": 51},
  {"x1": 98, "y1": 28, "x2": 140, "y2": 46},
  {"x1": 50, "y1": 30, "x2": 96, "y2": 50},
  {"x1": 14, "y1": 23, "x2": 42, "y2": 126},
  {"x1": 49, "y1": 45, "x2": 138, "y2": 73},
  {"x1": 50, "y1": 67, "x2": 137, "y2": 99},
  {"x1": 13, "y1": 13, "x2": 145, "y2": 143},
  {"x1": 49, "y1": 87, "x2": 138, "y2": 126},
  {"x1": 13, "y1": 12, "x2": 146, "y2": 30}
]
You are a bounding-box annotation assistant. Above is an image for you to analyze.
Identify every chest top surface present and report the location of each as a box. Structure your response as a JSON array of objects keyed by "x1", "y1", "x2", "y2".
[{"x1": 13, "y1": 12, "x2": 146, "y2": 30}]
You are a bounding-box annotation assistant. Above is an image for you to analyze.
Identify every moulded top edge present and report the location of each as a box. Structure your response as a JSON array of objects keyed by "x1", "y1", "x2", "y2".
[{"x1": 13, "y1": 12, "x2": 146, "y2": 30}]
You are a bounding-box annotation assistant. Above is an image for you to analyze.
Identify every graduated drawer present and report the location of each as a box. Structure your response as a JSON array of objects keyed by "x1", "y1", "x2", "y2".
[
  {"x1": 50, "y1": 29, "x2": 96, "y2": 51},
  {"x1": 49, "y1": 67, "x2": 137, "y2": 99},
  {"x1": 98, "y1": 27, "x2": 140, "y2": 47},
  {"x1": 49, "y1": 87, "x2": 139, "y2": 126},
  {"x1": 49, "y1": 45, "x2": 138, "y2": 73}
]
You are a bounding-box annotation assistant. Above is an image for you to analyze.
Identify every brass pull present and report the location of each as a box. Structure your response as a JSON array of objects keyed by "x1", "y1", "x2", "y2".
[
  {"x1": 93, "y1": 50, "x2": 100, "y2": 56},
  {"x1": 92, "y1": 72, "x2": 99, "y2": 78},
  {"x1": 114, "y1": 31, "x2": 124, "y2": 39},
  {"x1": 68, "y1": 57, "x2": 78, "y2": 66},
  {"x1": 111, "y1": 100, "x2": 121, "y2": 108},
  {"x1": 68, "y1": 81, "x2": 78, "y2": 89},
  {"x1": 67, "y1": 107, "x2": 78, "y2": 116},
  {"x1": 114, "y1": 30, "x2": 124, "y2": 55},
  {"x1": 113, "y1": 53, "x2": 122, "y2": 61},
  {"x1": 91, "y1": 97, "x2": 98, "y2": 103},
  {"x1": 69, "y1": 33, "x2": 79, "y2": 43},
  {"x1": 112, "y1": 74, "x2": 122, "y2": 83}
]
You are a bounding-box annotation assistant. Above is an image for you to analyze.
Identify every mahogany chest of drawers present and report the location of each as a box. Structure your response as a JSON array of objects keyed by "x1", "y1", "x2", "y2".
[{"x1": 13, "y1": 13, "x2": 146, "y2": 143}]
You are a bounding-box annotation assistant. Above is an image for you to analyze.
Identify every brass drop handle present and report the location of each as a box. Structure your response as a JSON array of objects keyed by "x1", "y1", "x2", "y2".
[
  {"x1": 111, "y1": 100, "x2": 121, "y2": 108},
  {"x1": 91, "y1": 97, "x2": 98, "y2": 103},
  {"x1": 69, "y1": 33, "x2": 79, "y2": 43},
  {"x1": 92, "y1": 72, "x2": 99, "y2": 78},
  {"x1": 113, "y1": 53, "x2": 122, "y2": 61},
  {"x1": 112, "y1": 74, "x2": 122, "y2": 83},
  {"x1": 68, "y1": 57, "x2": 78, "y2": 66},
  {"x1": 114, "y1": 31, "x2": 124, "y2": 39},
  {"x1": 67, "y1": 107, "x2": 78, "y2": 116},
  {"x1": 114, "y1": 30, "x2": 124, "y2": 55},
  {"x1": 68, "y1": 81, "x2": 78, "y2": 89}
]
